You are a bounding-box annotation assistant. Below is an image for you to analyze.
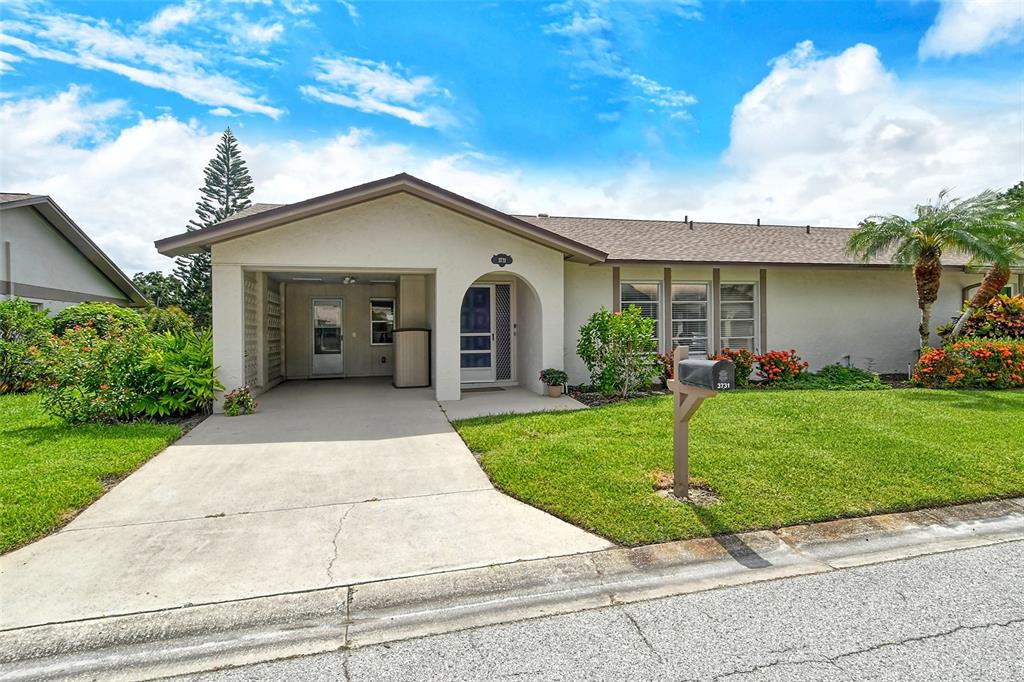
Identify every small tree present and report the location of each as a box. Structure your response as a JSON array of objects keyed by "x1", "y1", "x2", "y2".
[
  {"x1": 0, "y1": 298, "x2": 52, "y2": 393},
  {"x1": 577, "y1": 306, "x2": 659, "y2": 397},
  {"x1": 132, "y1": 271, "x2": 183, "y2": 308},
  {"x1": 174, "y1": 128, "x2": 255, "y2": 328}
]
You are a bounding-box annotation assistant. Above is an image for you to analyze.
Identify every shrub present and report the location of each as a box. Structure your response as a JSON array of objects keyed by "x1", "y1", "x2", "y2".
[
  {"x1": 135, "y1": 329, "x2": 222, "y2": 417},
  {"x1": 654, "y1": 352, "x2": 674, "y2": 384},
  {"x1": 143, "y1": 305, "x2": 194, "y2": 335},
  {"x1": 938, "y1": 294, "x2": 1024, "y2": 340},
  {"x1": 785, "y1": 364, "x2": 886, "y2": 390},
  {"x1": 35, "y1": 324, "x2": 154, "y2": 423},
  {"x1": 712, "y1": 348, "x2": 754, "y2": 388},
  {"x1": 539, "y1": 368, "x2": 568, "y2": 386},
  {"x1": 577, "y1": 306, "x2": 659, "y2": 396},
  {"x1": 754, "y1": 349, "x2": 808, "y2": 384},
  {"x1": 223, "y1": 386, "x2": 258, "y2": 416},
  {"x1": 53, "y1": 302, "x2": 145, "y2": 338},
  {"x1": 0, "y1": 298, "x2": 52, "y2": 393},
  {"x1": 913, "y1": 338, "x2": 1024, "y2": 389}
]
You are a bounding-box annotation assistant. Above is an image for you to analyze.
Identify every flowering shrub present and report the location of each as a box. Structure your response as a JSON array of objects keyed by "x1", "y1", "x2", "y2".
[
  {"x1": 938, "y1": 294, "x2": 1024, "y2": 340},
  {"x1": 712, "y1": 348, "x2": 754, "y2": 387},
  {"x1": 223, "y1": 386, "x2": 258, "y2": 416},
  {"x1": 654, "y1": 352, "x2": 674, "y2": 384},
  {"x1": 754, "y1": 349, "x2": 808, "y2": 384},
  {"x1": 577, "y1": 307, "x2": 659, "y2": 396},
  {"x1": 52, "y1": 302, "x2": 145, "y2": 338},
  {"x1": 913, "y1": 338, "x2": 1024, "y2": 389},
  {"x1": 34, "y1": 324, "x2": 154, "y2": 423},
  {"x1": 0, "y1": 298, "x2": 52, "y2": 393}
]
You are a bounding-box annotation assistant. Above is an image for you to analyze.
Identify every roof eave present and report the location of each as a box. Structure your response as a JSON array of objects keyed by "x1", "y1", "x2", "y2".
[
  {"x1": 1, "y1": 196, "x2": 148, "y2": 306},
  {"x1": 155, "y1": 174, "x2": 607, "y2": 264}
]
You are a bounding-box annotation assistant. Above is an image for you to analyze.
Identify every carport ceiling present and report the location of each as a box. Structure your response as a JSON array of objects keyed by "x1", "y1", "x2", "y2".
[{"x1": 266, "y1": 272, "x2": 399, "y2": 285}]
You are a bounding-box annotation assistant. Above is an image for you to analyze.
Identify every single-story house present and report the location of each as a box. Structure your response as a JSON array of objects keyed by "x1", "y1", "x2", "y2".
[
  {"x1": 1, "y1": 193, "x2": 146, "y2": 311},
  {"x1": 155, "y1": 173, "x2": 1022, "y2": 405}
]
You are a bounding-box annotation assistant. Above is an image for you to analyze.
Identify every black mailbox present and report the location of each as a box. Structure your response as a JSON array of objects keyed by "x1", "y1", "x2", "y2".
[{"x1": 677, "y1": 358, "x2": 735, "y2": 391}]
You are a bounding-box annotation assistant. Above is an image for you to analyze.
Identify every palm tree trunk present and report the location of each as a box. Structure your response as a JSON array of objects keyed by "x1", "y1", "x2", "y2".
[
  {"x1": 914, "y1": 253, "x2": 942, "y2": 348},
  {"x1": 948, "y1": 264, "x2": 1011, "y2": 340}
]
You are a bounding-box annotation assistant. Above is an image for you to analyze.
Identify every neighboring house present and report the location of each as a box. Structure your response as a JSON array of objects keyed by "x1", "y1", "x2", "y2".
[
  {"x1": 0, "y1": 193, "x2": 145, "y2": 312},
  {"x1": 155, "y1": 174, "x2": 1022, "y2": 404}
]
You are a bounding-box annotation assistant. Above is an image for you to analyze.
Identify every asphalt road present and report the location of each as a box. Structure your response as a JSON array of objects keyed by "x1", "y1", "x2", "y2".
[{"x1": 184, "y1": 540, "x2": 1024, "y2": 681}]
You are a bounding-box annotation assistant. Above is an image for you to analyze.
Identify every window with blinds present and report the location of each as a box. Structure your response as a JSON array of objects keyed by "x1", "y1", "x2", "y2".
[
  {"x1": 671, "y1": 283, "x2": 709, "y2": 355},
  {"x1": 720, "y1": 282, "x2": 757, "y2": 352},
  {"x1": 620, "y1": 282, "x2": 660, "y2": 347}
]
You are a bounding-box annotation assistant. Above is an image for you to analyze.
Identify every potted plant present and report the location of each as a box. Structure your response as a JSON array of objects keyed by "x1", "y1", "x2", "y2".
[{"x1": 539, "y1": 368, "x2": 568, "y2": 397}]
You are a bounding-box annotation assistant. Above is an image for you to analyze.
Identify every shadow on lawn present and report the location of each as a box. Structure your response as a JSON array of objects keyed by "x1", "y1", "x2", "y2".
[
  {"x1": 686, "y1": 500, "x2": 774, "y2": 569},
  {"x1": 895, "y1": 389, "x2": 1023, "y2": 411}
]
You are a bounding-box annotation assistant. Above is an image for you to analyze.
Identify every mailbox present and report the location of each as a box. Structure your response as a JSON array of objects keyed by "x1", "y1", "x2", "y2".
[{"x1": 677, "y1": 358, "x2": 736, "y2": 391}]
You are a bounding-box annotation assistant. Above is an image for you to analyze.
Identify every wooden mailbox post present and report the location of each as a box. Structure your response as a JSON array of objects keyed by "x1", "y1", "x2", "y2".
[{"x1": 665, "y1": 345, "x2": 735, "y2": 500}]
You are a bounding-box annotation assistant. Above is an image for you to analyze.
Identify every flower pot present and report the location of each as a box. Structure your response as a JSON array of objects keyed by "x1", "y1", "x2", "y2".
[{"x1": 547, "y1": 384, "x2": 563, "y2": 398}]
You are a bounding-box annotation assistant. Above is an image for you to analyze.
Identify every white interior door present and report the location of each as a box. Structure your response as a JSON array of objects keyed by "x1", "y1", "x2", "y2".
[
  {"x1": 460, "y1": 285, "x2": 495, "y2": 383},
  {"x1": 311, "y1": 298, "x2": 344, "y2": 376}
]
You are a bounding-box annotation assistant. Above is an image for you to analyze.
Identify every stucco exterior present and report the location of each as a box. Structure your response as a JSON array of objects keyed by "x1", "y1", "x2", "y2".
[{"x1": 0, "y1": 204, "x2": 131, "y2": 312}]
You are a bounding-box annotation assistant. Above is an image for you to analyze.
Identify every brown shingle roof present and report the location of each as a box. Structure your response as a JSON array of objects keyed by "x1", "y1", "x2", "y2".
[
  {"x1": 515, "y1": 215, "x2": 971, "y2": 267},
  {"x1": 0, "y1": 192, "x2": 41, "y2": 204},
  {"x1": 220, "y1": 203, "x2": 284, "y2": 223}
]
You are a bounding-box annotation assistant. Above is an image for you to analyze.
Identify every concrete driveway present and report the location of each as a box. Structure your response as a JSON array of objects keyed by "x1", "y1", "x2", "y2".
[{"x1": 0, "y1": 380, "x2": 611, "y2": 631}]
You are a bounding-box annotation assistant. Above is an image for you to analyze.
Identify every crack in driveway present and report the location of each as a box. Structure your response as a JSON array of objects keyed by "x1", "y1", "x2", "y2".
[{"x1": 326, "y1": 505, "x2": 355, "y2": 584}]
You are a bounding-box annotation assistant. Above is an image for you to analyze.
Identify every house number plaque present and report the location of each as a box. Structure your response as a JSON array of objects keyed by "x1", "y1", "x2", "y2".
[{"x1": 491, "y1": 253, "x2": 513, "y2": 267}]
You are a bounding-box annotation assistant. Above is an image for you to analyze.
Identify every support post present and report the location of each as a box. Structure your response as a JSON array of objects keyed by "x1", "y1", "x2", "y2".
[{"x1": 666, "y1": 345, "x2": 719, "y2": 500}]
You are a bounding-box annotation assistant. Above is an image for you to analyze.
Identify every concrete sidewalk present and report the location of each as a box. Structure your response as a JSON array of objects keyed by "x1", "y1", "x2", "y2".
[
  {"x1": 0, "y1": 379, "x2": 610, "y2": 631},
  {"x1": 2, "y1": 498, "x2": 1021, "y2": 682}
]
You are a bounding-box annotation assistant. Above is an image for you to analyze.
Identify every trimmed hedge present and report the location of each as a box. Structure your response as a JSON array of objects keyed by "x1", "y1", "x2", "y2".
[{"x1": 913, "y1": 338, "x2": 1024, "y2": 389}]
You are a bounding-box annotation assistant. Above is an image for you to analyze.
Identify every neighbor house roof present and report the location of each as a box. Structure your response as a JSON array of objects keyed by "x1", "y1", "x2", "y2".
[
  {"x1": 154, "y1": 174, "x2": 976, "y2": 269},
  {"x1": 155, "y1": 174, "x2": 607, "y2": 263},
  {"x1": 515, "y1": 215, "x2": 971, "y2": 268},
  {"x1": 0, "y1": 193, "x2": 147, "y2": 305}
]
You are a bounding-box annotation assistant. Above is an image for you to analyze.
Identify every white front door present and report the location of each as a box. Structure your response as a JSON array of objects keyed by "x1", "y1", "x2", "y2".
[
  {"x1": 311, "y1": 298, "x2": 344, "y2": 376},
  {"x1": 460, "y1": 285, "x2": 495, "y2": 383}
]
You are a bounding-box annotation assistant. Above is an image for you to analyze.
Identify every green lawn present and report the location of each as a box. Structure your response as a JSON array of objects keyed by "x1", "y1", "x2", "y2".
[
  {"x1": 455, "y1": 390, "x2": 1024, "y2": 546},
  {"x1": 0, "y1": 393, "x2": 181, "y2": 553}
]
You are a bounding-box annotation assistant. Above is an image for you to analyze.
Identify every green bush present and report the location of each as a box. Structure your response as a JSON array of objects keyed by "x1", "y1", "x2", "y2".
[
  {"x1": 577, "y1": 306, "x2": 659, "y2": 396},
  {"x1": 135, "y1": 329, "x2": 221, "y2": 417},
  {"x1": 35, "y1": 324, "x2": 154, "y2": 423},
  {"x1": 0, "y1": 298, "x2": 52, "y2": 393},
  {"x1": 52, "y1": 302, "x2": 145, "y2": 338},
  {"x1": 539, "y1": 368, "x2": 568, "y2": 386},
  {"x1": 711, "y1": 348, "x2": 754, "y2": 388},
  {"x1": 784, "y1": 364, "x2": 886, "y2": 390},
  {"x1": 143, "y1": 305, "x2": 194, "y2": 335},
  {"x1": 913, "y1": 338, "x2": 1024, "y2": 389}
]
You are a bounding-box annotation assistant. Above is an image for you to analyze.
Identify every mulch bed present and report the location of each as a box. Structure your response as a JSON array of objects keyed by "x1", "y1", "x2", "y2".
[{"x1": 568, "y1": 385, "x2": 670, "y2": 407}]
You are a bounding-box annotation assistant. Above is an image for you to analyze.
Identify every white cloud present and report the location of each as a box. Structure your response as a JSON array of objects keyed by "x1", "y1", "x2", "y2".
[
  {"x1": 209, "y1": 106, "x2": 236, "y2": 116},
  {"x1": 3, "y1": 42, "x2": 1019, "y2": 274},
  {"x1": 300, "y1": 56, "x2": 453, "y2": 128},
  {"x1": 0, "y1": 9, "x2": 284, "y2": 118},
  {"x1": 229, "y1": 18, "x2": 285, "y2": 45},
  {"x1": 143, "y1": 1, "x2": 201, "y2": 35},
  {"x1": 920, "y1": 0, "x2": 1024, "y2": 58},
  {"x1": 543, "y1": 1, "x2": 698, "y2": 119},
  {"x1": 0, "y1": 49, "x2": 22, "y2": 72},
  {"x1": 338, "y1": 0, "x2": 359, "y2": 20}
]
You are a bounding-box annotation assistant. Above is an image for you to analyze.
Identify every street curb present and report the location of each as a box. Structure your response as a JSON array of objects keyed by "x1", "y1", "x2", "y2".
[{"x1": 1, "y1": 498, "x2": 1022, "y2": 681}]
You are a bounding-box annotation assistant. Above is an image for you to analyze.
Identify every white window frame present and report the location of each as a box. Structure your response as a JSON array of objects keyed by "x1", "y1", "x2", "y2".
[
  {"x1": 620, "y1": 281, "x2": 661, "y2": 350},
  {"x1": 369, "y1": 298, "x2": 395, "y2": 346},
  {"x1": 671, "y1": 281, "x2": 711, "y2": 355},
  {"x1": 719, "y1": 281, "x2": 759, "y2": 353}
]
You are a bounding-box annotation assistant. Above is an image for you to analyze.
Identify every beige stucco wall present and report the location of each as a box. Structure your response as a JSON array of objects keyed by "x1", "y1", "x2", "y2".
[
  {"x1": 211, "y1": 193, "x2": 565, "y2": 400},
  {"x1": 283, "y1": 282, "x2": 397, "y2": 379},
  {"x1": 563, "y1": 262, "x2": 613, "y2": 385},
  {"x1": 0, "y1": 205, "x2": 127, "y2": 310}
]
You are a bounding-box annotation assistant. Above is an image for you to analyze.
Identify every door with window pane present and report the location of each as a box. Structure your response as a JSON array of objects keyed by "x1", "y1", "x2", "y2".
[
  {"x1": 460, "y1": 285, "x2": 495, "y2": 382},
  {"x1": 719, "y1": 283, "x2": 757, "y2": 352},
  {"x1": 311, "y1": 298, "x2": 344, "y2": 376},
  {"x1": 672, "y1": 283, "x2": 709, "y2": 355}
]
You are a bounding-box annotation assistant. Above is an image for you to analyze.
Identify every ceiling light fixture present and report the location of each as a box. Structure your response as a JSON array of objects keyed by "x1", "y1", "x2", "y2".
[
  {"x1": 292, "y1": 277, "x2": 322, "y2": 282},
  {"x1": 342, "y1": 276, "x2": 358, "y2": 285}
]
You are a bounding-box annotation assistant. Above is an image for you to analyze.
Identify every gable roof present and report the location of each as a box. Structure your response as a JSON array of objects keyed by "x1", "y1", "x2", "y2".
[
  {"x1": 1, "y1": 194, "x2": 147, "y2": 305},
  {"x1": 154, "y1": 174, "x2": 607, "y2": 263}
]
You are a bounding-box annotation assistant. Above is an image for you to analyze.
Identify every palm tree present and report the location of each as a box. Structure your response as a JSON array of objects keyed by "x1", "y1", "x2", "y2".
[
  {"x1": 846, "y1": 189, "x2": 1005, "y2": 348},
  {"x1": 947, "y1": 183, "x2": 1024, "y2": 340}
]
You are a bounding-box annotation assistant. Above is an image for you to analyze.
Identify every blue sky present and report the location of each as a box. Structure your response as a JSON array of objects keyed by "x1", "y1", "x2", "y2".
[{"x1": 1, "y1": 1, "x2": 1022, "y2": 272}]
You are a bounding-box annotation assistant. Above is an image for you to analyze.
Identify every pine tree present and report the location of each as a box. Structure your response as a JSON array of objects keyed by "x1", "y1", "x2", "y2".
[{"x1": 174, "y1": 128, "x2": 255, "y2": 328}]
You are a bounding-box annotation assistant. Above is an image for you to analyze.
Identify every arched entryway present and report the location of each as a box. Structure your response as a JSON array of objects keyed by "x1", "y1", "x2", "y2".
[{"x1": 458, "y1": 272, "x2": 544, "y2": 394}]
